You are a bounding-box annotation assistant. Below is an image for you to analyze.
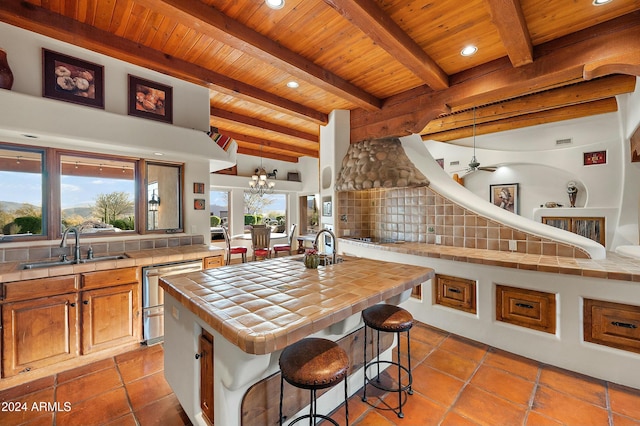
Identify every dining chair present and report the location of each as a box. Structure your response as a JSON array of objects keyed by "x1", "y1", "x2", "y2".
[
  {"x1": 222, "y1": 227, "x2": 247, "y2": 265},
  {"x1": 273, "y1": 224, "x2": 297, "y2": 257},
  {"x1": 251, "y1": 226, "x2": 271, "y2": 261}
]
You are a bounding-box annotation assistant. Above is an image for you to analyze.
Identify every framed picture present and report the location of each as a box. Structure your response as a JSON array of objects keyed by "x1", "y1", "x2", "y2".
[
  {"x1": 193, "y1": 182, "x2": 205, "y2": 194},
  {"x1": 583, "y1": 150, "x2": 606, "y2": 166},
  {"x1": 490, "y1": 183, "x2": 519, "y2": 214},
  {"x1": 42, "y1": 49, "x2": 104, "y2": 109},
  {"x1": 128, "y1": 75, "x2": 173, "y2": 123},
  {"x1": 194, "y1": 199, "x2": 206, "y2": 210}
]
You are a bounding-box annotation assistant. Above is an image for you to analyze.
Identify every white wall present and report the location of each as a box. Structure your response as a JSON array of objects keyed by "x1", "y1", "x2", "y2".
[
  {"x1": 0, "y1": 22, "x2": 209, "y2": 131},
  {"x1": 0, "y1": 22, "x2": 233, "y2": 243},
  {"x1": 425, "y1": 82, "x2": 640, "y2": 251}
]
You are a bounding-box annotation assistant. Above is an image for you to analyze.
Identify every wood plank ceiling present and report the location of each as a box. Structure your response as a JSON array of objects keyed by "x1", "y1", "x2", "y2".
[{"x1": 1, "y1": 0, "x2": 639, "y2": 163}]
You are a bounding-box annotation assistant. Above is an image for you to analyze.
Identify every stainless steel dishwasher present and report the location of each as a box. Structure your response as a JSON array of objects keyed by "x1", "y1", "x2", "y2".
[{"x1": 142, "y1": 259, "x2": 203, "y2": 345}]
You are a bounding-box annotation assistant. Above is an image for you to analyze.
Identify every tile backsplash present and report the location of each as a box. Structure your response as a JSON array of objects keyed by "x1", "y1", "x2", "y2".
[
  {"x1": 337, "y1": 187, "x2": 590, "y2": 259},
  {"x1": 0, "y1": 234, "x2": 205, "y2": 263}
]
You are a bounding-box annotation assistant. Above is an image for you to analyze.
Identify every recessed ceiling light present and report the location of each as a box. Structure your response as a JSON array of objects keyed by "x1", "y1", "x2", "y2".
[
  {"x1": 153, "y1": 152, "x2": 164, "y2": 156},
  {"x1": 286, "y1": 81, "x2": 299, "y2": 88},
  {"x1": 265, "y1": 0, "x2": 285, "y2": 10},
  {"x1": 592, "y1": 0, "x2": 612, "y2": 5},
  {"x1": 461, "y1": 45, "x2": 478, "y2": 57}
]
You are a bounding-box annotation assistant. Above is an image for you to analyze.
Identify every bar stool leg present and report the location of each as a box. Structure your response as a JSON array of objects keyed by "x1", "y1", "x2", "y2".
[
  {"x1": 362, "y1": 324, "x2": 368, "y2": 403},
  {"x1": 407, "y1": 329, "x2": 413, "y2": 395},
  {"x1": 396, "y1": 331, "x2": 404, "y2": 418},
  {"x1": 279, "y1": 375, "x2": 284, "y2": 426},
  {"x1": 376, "y1": 329, "x2": 381, "y2": 382},
  {"x1": 344, "y1": 375, "x2": 349, "y2": 426}
]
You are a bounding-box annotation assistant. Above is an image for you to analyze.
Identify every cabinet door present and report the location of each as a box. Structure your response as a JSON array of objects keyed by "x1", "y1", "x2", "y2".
[
  {"x1": 2, "y1": 293, "x2": 79, "y2": 377},
  {"x1": 81, "y1": 283, "x2": 139, "y2": 354},
  {"x1": 199, "y1": 330, "x2": 214, "y2": 425}
]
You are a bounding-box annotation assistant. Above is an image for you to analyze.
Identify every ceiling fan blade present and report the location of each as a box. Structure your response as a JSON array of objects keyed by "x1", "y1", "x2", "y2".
[{"x1": 478, "y1": 166, "x2": 497, "y2": 172}]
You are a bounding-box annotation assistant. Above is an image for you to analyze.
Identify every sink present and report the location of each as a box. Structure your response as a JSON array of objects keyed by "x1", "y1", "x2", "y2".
[
  {"x1": 79, "y1": 254, "x2": 128, "y2": 263},
  {"x1": 292, "y1": 255, "x2": 344, "y2": 267},
  {"x1": 20, "y1": 254, "x2": 128, "y2": 269},
  {"x1": 20, "y1": 259, "x2": 75, "y2": 269}
]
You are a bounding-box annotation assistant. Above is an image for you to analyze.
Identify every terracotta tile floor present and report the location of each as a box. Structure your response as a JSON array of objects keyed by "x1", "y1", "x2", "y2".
[{"x1": 2, "y1": 321, "x2": 640, "y2": 425}]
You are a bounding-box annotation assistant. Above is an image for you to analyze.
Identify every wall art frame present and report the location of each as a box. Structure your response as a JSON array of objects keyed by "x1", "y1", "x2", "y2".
[
  {"x1": 128, "y1": 74, "x2": 173, "y2": 124},
  {"x1": 42, "y1": 49, "x2": 105, "y2": 109},
  {"x1": 490, "y1": 183, "x2": 519, "y2": 214}
]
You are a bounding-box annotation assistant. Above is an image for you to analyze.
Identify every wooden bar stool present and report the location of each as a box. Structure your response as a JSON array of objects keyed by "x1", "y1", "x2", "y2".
[
  {"x1": 279, "y1": 338, "x2": 349, "y2": 425},
  {"x1": 361, "y1": 304, "x2": 414, "y2": 418}
]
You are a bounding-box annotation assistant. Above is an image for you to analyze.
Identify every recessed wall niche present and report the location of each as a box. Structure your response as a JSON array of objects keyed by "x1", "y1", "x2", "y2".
[{"x1": 321, "y1": 166, "x2": 332, "y2": 190}]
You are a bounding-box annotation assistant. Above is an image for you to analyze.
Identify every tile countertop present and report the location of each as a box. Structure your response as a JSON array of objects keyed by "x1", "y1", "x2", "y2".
[
  {"x1": 339, "y1": 239, "x2": 640, "y2": 282},
  {"x1": 0, "y1": 245, "x2": 224, "y2": 283},
  {"x1": 159, "y1": 255, "x2": 435, "y2": 355}
]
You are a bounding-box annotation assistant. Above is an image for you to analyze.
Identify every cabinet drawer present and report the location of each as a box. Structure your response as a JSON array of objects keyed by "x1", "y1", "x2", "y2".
[
  {"x1": 584, "y1": 299, "x2": 640, "y2": 354},
  {"x1": 434, "y1": 274, "x2": 476, "y2": 314},
  {"x1": 81, "y1": 267, "x2": 138, "y2": 289},
  {"x1": 3, "y1": 275, "x2": 77, "y2": 303},
  {"x1": 496, "y1": 285, "x2": 556, "y2": 334},
  {"x1": 203, "y1": 255, "x2": 223, "y2": 270}
]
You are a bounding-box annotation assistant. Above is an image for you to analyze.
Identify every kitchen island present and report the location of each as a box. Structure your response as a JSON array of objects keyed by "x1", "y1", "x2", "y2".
[{"x1": 159, "y1": 255, "x2": 434, "y2": 426}]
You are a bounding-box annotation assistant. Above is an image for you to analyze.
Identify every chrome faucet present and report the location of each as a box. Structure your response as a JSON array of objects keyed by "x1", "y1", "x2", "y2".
[
  {"x1": 60, "y1": 226, "x2": 81, "y2": 263},
  {"x1": 314, "y1": 229, "x2": 337, "y2": 265}
]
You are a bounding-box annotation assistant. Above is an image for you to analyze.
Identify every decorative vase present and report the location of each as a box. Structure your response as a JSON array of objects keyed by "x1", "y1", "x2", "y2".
[
  {"x1": 304, "y1": 253, "x2": 319, "y2": 269},
  {"x1": 0, "y1": 49, "x2": 14, "y2": 90}
]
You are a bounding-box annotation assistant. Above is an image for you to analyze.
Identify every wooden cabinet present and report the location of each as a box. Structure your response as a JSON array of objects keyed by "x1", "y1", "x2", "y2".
[
  {"x1": 81, "y1": 283, "x2": 139, "y2": 354},
  {"x1": 203, "y1": 255, "x2": 223, "y2": 270},
  {"x1": 434, "y1": 274, "x2": 476, "y2": 314},
  {"x1": 542, "y1": 216, "x2": 605, "y2": 246},
  {"x1": 1, "y1": 267, "x2": 140, "y2": 377},
  {"x1": 199, "y1": 329, "x2": 214, "y2": 425},
  {"x1": 2, "y1": 293, "x2": 79, "y2": 377},
  {"x1": 496, "y1": 285, "x2": 556, "y2": 334},
  {"x1": 584, "y1": 299, "x2": 640, "y2": 354},
  {"x1": 80, "y1": 267, "x2": 140, "y2": 354}
]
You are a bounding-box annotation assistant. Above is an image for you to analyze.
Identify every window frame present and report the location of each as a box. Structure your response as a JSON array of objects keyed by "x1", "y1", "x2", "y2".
[{"x1": 0, "y1": 142, "x2": 183, "y2": 242}]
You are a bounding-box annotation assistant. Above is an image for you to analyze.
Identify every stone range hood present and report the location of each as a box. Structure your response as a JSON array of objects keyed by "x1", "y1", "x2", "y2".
[{"x1": 335, "y1": 138, "x2": 429, "y2": 191}]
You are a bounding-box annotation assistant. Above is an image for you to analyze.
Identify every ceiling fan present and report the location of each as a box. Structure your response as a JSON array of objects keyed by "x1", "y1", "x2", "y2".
[{"x1": 458, "y1": 107, "x2": 497, "y2": 174}]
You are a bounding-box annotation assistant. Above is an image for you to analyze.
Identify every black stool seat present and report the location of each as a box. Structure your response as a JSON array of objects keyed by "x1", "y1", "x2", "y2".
[
  {"x1": 279, "y1": 338, "x2": 350, "y2": 425},
  {"x1": 280, "y1": 338, "x2": 349, "y2": 390},
  {"x1": 362, "y1": 304, "x2": 413, "y2": 332},
  {"x1": 362, "y1": 304, "x2": 414, "y2": 419}
]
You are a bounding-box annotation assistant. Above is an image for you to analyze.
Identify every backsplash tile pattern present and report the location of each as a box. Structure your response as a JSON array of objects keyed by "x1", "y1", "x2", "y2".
[
  {"x1": 0, "y1": 234, "x2": 205, "y2": 263},
  {"x1": 337, "y1": 187, "x2": 590, "y2": 259}
]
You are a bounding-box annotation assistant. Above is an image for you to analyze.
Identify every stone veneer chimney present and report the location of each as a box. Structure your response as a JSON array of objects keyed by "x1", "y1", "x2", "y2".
[{"x1": 335, "y1": 137, "x2": 429, "y2": 191}]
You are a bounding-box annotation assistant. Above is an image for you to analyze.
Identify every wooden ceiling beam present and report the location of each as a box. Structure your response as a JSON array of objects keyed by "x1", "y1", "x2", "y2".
[
  {"x1": 423, "y1": 98, "x2": 618, "y2": 142},
  {"x1": 421, "y1": 75, "x2": 636, "y2": 135},
  {"x1": 217, "y1": 129, "x2": 318, "y2": 159},
  {"x1": 485, "y1": 0, "x2": 533, "y2": 67},
  {"x1": 133, "y1": 0, "x2": 381, "y2": 111},
  {"x1": 322, "y1": 0, "x2": 448, "y2": 90},
  {"x1": 210, "y1": 108, "x2": 318, "y2": 143},
  {"x1": 237, "y1": 146, "x2": 299, "y2": 164},
  {"x1": 0, "y1": 0, "x2": 327, "y2": 125},
  {"x1": 351, "y1": 13, "x2": 640, "y2": 142}
]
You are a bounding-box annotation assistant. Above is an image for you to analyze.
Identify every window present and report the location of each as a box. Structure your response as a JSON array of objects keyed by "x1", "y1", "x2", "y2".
[
  {"x1": 60, "y1": 154, "x2": 136, "y2": 234},
  {"x1": 0, "y1": 146, "x2": 45, "y2": 238},
  {"x1": 210, "y1": 190, "x2": 228, "y2": 240},
  {"x1": 0, "y1": 142, "x2": 183, "y2": 241},
  {"x1": 244, "y1": 192, "x2": 287, "y2": 232}
]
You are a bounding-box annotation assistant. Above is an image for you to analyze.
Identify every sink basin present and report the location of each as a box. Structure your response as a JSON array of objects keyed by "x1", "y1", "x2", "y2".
[
  {"x1": 20, "y1": 254, "x2": 128, "y2": 269},
  {"x1": 79, "y1": 254, "x2": 128, "y2": 263},
  {"x1": 292, "y1": 255, "x2": 344, "y2": 266},
  {"x1": 20, "y1": 259, "x2": 75, "y2": 269}
]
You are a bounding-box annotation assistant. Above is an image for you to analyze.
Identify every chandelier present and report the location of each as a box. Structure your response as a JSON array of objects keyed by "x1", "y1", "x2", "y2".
[{"x1": 248, "y1": 147, "x2": 276, "y2": 195}]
